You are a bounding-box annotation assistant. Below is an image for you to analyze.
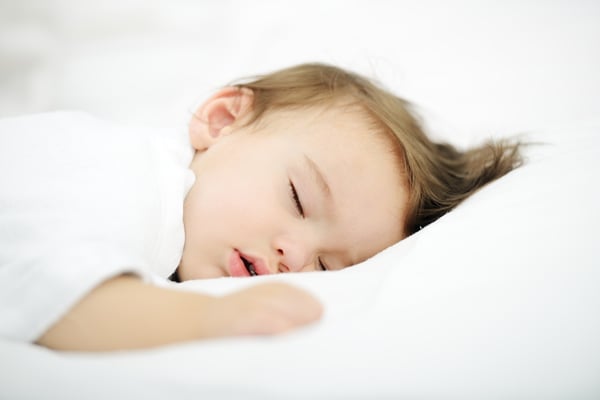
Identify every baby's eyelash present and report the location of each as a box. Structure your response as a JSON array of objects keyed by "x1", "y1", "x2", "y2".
[
  {"x1": 317, "y1": 257, "x2": 328, "y2": 271},
  {"x1": 289, "y1": 180, "x2": 304, "y2": 217}
]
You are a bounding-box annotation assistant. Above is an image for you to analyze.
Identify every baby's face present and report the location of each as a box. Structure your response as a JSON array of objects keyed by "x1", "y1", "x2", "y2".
[{"x1": 178, "y1": 104, "x2": 408, "y2": 280}]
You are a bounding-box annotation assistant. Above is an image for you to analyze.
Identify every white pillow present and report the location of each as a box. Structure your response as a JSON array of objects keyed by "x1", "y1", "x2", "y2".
[{"x1": 1, "y1": 126, "x2": 599, "y2": 399}]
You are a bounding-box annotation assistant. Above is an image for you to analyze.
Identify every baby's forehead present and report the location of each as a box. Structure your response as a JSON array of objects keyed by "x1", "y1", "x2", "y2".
[
  {"x1": 253, "y1": 101, "x2": 380, "y2": 135},
  {"x1": 250, "y1": 96, "x2": 361, "y2": 121},
  {"x1": 245, "y1": 99, "x2": 404, "y2": 166}
]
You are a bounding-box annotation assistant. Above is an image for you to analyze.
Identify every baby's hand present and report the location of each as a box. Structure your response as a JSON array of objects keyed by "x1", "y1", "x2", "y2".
[
  {"x1": 36, "y1": 277, "x2": 321, "y2": 351},
  {"x1": 207, "y1": 283, "x2": 323, "y2": 337}
]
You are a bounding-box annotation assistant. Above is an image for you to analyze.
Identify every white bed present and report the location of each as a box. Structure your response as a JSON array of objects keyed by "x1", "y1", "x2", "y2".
[{"x1": 1, "y1": 1, "x2": 599, "y2": 399}]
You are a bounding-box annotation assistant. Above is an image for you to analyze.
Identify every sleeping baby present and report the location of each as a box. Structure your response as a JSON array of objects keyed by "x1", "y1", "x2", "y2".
[{"x1": 0, "y1": 63, "x2": 523, "y2": 351}]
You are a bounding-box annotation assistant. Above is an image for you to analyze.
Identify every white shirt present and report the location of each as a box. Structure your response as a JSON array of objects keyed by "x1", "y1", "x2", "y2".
[{"x1": 0, "y1": 111, "x2": 195, "y2": 342}]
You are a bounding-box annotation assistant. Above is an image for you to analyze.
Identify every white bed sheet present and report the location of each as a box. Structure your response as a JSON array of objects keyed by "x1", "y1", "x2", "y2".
[
  {"x1": 2, "y1": 127, "x2": 599, "y2": 399},
  {"x1": 1, "y1": 1, "x2": 600, "y2": 399}
]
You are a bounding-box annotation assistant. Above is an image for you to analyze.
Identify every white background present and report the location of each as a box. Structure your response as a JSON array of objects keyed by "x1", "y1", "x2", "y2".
[{"x1": 1, "y1": 0, "x2": 599, "y2": 146}]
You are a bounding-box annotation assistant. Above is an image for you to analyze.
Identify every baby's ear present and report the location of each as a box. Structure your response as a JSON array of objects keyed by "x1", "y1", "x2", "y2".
[{"x1": 188, "y1": 87, "x2": 254, "y2": 151}]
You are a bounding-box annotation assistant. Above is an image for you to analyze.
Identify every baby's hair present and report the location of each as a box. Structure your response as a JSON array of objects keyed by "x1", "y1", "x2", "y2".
[{"x1": 231, "y1": 63, "x2": 523, "y2": 235}]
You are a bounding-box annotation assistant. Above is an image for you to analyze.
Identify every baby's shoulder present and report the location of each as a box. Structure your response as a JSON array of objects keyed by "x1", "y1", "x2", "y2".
[
  {"x1": 0, "y1": 110, "x2": 148, "y2": 142},
  {"x1": 0, "y1": 110, "x2": 104, "y2": 134},
  {"x1": 1, "y1": 109, "x2": 91, "y2": 123}
]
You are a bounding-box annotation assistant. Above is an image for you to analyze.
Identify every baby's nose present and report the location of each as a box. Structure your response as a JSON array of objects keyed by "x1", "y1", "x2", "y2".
[{"x1": 273, "y1": 236, "x2": 312, "y2": 273}]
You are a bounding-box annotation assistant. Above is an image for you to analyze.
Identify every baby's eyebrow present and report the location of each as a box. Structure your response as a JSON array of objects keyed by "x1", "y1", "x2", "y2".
[{"x1": 303, "y1": 154, "x2": 332, "y2": 202}]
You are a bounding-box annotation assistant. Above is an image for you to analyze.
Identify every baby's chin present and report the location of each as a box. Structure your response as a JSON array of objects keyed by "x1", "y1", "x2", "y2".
[{"x1": 177, "y1": 261, "x2": 226, "y2": 281}]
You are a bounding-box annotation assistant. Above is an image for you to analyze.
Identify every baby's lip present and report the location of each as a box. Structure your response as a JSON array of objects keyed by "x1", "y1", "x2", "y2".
[
  {"x1": 239, "y1": 252, "x2": 271, "y2": 276},
  {"x1": 229, "y1": 250, "x2": 250, "y2": 277}
]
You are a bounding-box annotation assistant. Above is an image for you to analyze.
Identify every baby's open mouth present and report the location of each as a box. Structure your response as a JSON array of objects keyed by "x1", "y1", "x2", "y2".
[{"x1": 241, "y1": 256, "x2": 258, "y2": 276}]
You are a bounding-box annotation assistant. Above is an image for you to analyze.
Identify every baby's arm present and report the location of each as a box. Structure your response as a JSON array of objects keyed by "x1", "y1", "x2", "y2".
[{"x1": 36, "y1": 276, "x2": 322, "y2": 351}]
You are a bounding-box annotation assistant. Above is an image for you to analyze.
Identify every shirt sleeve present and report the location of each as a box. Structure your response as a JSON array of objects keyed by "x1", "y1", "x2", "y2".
[{"x1": 0, "y1": 111, "x2": 164, "y2": 342}]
